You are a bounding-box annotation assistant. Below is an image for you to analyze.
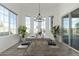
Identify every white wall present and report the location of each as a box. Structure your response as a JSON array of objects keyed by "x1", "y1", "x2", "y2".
[{"x1": 0, "y1": 35, "x2": 20, "y2": 53}]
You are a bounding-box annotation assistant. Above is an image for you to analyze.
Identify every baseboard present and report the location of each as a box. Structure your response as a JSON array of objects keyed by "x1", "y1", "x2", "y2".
[{"x1": 62, "y1": 42, "x2": 79, "y2": 54}]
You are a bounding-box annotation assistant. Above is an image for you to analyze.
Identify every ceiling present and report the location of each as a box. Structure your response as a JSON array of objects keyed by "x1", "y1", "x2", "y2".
[{"x1": 2, "y1": 3, "x2": 61, "y2": 16}]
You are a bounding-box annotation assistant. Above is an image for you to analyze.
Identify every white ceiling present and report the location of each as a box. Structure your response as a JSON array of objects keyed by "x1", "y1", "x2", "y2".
[{"x1": 2, "y1": 3, "x2": 61, "y2": 16}]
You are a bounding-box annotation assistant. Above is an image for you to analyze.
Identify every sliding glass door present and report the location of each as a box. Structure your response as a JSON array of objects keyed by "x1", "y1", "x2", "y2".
[
  {"x1": 62, "y1": 8, "x2": 79, "y2": 51},
  {"x1": 71, "y1": 11, "x2": 79, "y2": 50},
  {"x1": 62, "y1": 15, "x2": 70, "y2": 44}
]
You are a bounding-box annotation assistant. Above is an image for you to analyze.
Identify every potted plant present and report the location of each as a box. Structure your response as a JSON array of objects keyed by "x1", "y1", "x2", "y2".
[
  {"x1": 18, "y1": 26, "x2": 27, "y2": 42},
  {"x1": 51, "y1": 25, "x2": 60, "y2": 42},
  {"x1": 38, "y1": 31, "x2": 42, "y2": 36}
]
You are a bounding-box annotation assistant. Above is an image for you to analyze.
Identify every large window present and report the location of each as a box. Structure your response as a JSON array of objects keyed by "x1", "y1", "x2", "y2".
[
  {"x1": 34, "y1": 21, "x2": 38, "y2": 33},
  {"x1": 0, "y1": 5, "x2": 17, "y2": 36},
  {"x1": 34, "y1": 17, "x2": 53, "y2": 34},
  {"x1": 25, "y1": 16, "x2": 30, "y2": 33},
  {"x1": 41, "y1": 18, "x2": 46, "y2": 33},
  {"x1": 25, "y1": 16, "x2": 53, "y2": 34},
  {"x1": 0, "y1": 6, "x2": 9, "y2": 34},
  {"x1": 62, "y1": 15, "x2": 70, "y2": 44},
  {"x1": 10, "y1": 12, "x2": 17, "y2": 34},
  {"x1": 48, "y1": 16, "x2": 53, "y2": 30}
]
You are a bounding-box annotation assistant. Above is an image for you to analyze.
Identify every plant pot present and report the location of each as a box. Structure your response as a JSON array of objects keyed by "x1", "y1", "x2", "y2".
[
  {"x1": 21, "y1": 38, "x2": 26, "y2": 43},
  {"x1": 54, "y1": 35, "x2": 59, "y2": 44}
]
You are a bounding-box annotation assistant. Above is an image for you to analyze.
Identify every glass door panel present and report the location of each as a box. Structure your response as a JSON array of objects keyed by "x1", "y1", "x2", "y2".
[
  {"x1": 62, "y1": 8, "x2": 79, "y2": 51},
  {"x1": 71, "y1": 8, "x2": 79, "y2": 50},
  {"x1": 71, "y1": 17, "x2": 79, "y2": 50},
  {"x1": 62, "y1": 15, "x2": 70, "y2": 44}
]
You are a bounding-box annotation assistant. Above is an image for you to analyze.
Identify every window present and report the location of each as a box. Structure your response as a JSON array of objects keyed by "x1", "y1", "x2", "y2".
[
  {"x1": 0, "y1": 5, "x2": 17, "y2": 36},
  {"x1": 34, "y1": 21, "x2": 38, "y2": 33},
  {"x1": 24, "y1": 16, "x2": 53, "y2": 34},
  {"x1": 10, "y1": 12, "x2": 17, "y2": 34},
  {"x1": 63, "y1": 17, "x2": 69, "y2": 34},
  {"x1": 41, "y1": 18, "x2": 46, "y2": 33},
  {"x1": 62, "y1": 15, "x2": 70, "y2": 44},
  {"x1": 0, "y1": 6, "x2": 9, "y2": 34},
  {"x1": 25, "y1": 17, "x2": 30, "y2": 33},
  {"x1": 33, "y1": 17, "x2": 53, "y2": 34},
  {"x1": 48, "y1": 16, "x2": 53, "y2": 30}
]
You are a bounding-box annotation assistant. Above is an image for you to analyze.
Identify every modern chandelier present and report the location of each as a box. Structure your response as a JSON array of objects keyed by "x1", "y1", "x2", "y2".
[{"x1": 34, "y1": 3, "x2": 44, "y2": 22}]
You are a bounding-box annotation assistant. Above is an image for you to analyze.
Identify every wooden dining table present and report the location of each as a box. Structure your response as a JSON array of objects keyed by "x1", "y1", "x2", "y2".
[{"x1": 26, "y1": 39, "x2": 50, "y2": 55}]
